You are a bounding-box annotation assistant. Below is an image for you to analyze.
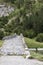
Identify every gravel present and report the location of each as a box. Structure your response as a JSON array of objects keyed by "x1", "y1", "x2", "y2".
[{"x1": 0, "y1": 56, "x2": 43, "y2": 65}]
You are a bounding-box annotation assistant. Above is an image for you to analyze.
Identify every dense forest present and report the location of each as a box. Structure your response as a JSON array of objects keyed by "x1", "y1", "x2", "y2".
[{"x1": 0, "y1": 0, "x2": 43, "y2": 42}]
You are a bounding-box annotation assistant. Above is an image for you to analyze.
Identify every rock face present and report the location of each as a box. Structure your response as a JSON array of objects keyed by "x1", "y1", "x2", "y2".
[
  {"x1": 0, "y1": 4, "x2": 14, "y2": 17},
  {"x1": 1, "y1": 34, "x2": 30, "y2": 56}
]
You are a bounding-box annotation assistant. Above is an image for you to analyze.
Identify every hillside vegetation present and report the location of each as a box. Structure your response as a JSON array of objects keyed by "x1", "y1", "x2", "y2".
[{"x1": 0, "y1": 0, "x2": 43, "y2": 43}]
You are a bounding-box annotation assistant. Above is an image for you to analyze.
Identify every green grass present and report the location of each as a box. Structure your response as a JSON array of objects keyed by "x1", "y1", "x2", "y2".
[
  {"x1": 0, "y1": 40, "x2": 3, "y2": 47},
  {"x1": 30, "y1": 51, "x2": 43, "y2": 61},
  {"x1": 25, "y1": 37, "x2": 43, "y2": 48}
]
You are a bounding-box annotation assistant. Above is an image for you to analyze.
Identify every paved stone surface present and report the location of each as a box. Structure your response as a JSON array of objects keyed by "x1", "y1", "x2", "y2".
[
  {"x1": 1, "y1": 34, "x2": 30, "y2": 55},
  {"x1": 0, "y1": 56, "x2": 43, "y2": 65}
]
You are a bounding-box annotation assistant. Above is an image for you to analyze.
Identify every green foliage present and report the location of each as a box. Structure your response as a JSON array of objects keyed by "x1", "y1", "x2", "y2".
[
  {"x1": 0, "y1": 16, "x2": 8, "y2": 28},
  {"x1": 23, "y1": 29, "x2": 36, "y2": 38},
  {"x1": 0, "y1": 0, "x2": 43, "y2": 40},
  {"x1": 36, "y1": 33, "x2": 43, "y2": 42},
  {"x1": 32, "y1": 2, "x2": 43, "y2": 33},
  {"x1": 3, "y1": 0, "x2": 15, "y2": 3},
  {"x1": 0, "y1": 30, "x2": 4, "y2": 39},
  {"x1": 27, "y1": 29, "x2": 36, "y2": 38}
]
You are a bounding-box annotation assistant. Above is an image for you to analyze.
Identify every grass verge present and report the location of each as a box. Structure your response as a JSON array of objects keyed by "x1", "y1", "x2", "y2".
[
  {"x1": 30, "y1": 51, "x2": 43, "y2": 61},
  {"x1": 0, "y1": 40, "x2": 3, "y2": 47},
  {"x1": 25, "y1": 37, "x2": 43, "y2": 48}
]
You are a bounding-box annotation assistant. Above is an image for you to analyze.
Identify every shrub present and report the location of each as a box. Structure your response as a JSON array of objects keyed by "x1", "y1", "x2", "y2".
[
  {"x1": 0, "y1": 30, "x2": 4, "y2": 39},
  {"x1": 36, "y1": 33, "x2": 43, "y2": 42},
  {"x1": 23, "y1": 29, "x2": 36, "y2": 38},
  {"x1": 28, "y1": 29, "x2": 36, "y2": 38},
  {"x1": 29, "y1": 56, "x2": 34, "y2": 59}
]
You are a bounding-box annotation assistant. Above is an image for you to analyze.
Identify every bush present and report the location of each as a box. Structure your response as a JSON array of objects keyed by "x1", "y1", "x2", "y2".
[
  {"x1": 0, "y1": 30, "x2": 4, "y2": 39},
  {"x1": 36, "y1": 33, "x2": 43, "y2": 42},
  {"x1": 23, "y1": 29, "x2": 36, "y2": 38},
  {"x1": 29, "y1": 56, "x2": 34, "y2": 59},
  {"x1": 28, "y1": 29, "x2": 36, "y2": 38}
]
